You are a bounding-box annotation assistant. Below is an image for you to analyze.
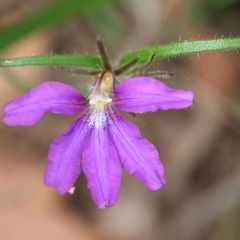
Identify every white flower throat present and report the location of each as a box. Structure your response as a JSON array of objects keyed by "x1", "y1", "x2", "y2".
[{"x1": 88, "y1": 71, "x2": 114, "y2": 128}]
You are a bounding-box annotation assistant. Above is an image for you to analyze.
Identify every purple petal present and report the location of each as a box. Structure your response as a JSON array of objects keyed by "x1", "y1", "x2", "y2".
[
  {"x1": 114, "y1": 76, "x2": 193, "y2": 113},
  {"x1": 44, "y1": 116, "x2": 90, "y2": 195},
  {"x1": 3, "y1": 81, "x2": 86, "y2": 126},
  {"x1": 82, "y1": 125, "x2": 122, "y2": 209},
  {"x1": 108, "y1": 114, "x2": 165, "y2": 191}
]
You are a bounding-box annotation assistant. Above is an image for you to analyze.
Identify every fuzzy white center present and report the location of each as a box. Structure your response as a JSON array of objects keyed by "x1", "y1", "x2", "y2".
[
  {"x1": 87, "y1": 71, "x2": 114, "y2": 129},
  {"x1": 88, "y1": 94, "x2": 112, "y2": 128}
]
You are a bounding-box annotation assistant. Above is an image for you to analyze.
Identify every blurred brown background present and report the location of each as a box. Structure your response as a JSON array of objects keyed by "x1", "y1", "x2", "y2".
[{"x1": 1, "y1": 0, "x2": 240, "y2": 240}]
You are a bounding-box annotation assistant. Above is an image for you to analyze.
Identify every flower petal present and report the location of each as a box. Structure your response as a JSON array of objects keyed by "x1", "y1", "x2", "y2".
[
  {"x1": 82, "y1": 125, "x2": 122, "y2": 209},
  {"x1": 114, "y1": 76, "x2": 193, "y2": 113},
  {"x1": 108, "y1": 114, "x2": 165, "y2": 191},
  {"x1": 44, "y1": 116, "x2": 90, "y2": 195},
  {"x1": 3, "y1": 81, "x2": 86, "y2": 126}
]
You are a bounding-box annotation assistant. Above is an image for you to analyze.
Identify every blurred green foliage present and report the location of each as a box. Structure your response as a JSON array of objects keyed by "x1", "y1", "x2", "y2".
[
  {"x1": 213, "y1": 203, "x2": 240, "y2": 240},
  {"x1": 212, "y1": 0, "x2": 240, "y2": 10},
  {"x1": 87, "y1": 4, "x2": 127, "y2": 48},
  {"x1": 191, "y1": 0, "x2": 240, "y2": 29},
  {"x1": 0, "y1": 0, "x2": 116, "y2": 53}
]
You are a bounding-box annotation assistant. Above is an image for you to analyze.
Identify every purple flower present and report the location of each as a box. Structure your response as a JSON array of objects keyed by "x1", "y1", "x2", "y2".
[{"x1": 2, "y1": 72, "x2": 193, "y2": 209}]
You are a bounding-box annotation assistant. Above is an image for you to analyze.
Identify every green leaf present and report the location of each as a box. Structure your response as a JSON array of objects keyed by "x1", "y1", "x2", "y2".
[
  {"x1": 0, "y1": 55, "x2": 102, "y2": 69},
  {"x1": 0, "y1": 0, "x2": 116, "y2": 52},
  {"x1": 120, "y1": 38, "x2": 240, "y2": 66}
]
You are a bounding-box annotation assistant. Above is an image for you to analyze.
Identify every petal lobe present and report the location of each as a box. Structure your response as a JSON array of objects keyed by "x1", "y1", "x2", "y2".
[
  {"x1": 108, "y1": 114, "x2": 166, "y2": 191},
  {"x1": 82, "y1": 124, "x2": 122, "y2": 209},
  {"x1": 114, "y1": 76, "x2": 193, "y2": 113},
  {"x1": 44, "y1": 116, "x2": 89, "y2": 194},
  {"x1": 3, "y1": 81, "x2": 86, "y2": 126}
]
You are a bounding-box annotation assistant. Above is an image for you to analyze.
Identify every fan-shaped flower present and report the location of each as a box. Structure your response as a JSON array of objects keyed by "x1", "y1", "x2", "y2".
[{"x1": 3, "y1": 71, "x2": 193, "y2": 209}]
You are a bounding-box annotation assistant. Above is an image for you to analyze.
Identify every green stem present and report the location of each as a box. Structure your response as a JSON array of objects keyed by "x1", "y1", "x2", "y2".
[
  {"x1": 120, "y1": 38, "x2": 240, "y2": 66},
  {"x1": 0, "y1": 55, "x2": 102, "y2": 69}
]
